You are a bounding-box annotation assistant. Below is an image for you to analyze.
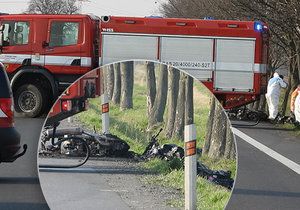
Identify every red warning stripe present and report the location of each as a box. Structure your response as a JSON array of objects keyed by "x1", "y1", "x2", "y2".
[
  {"x1": 185, "y1": 140, "x2": 196, "y2": 156},
  {"x1": 102, "y1": 103, "x2": 109, "y2": 113}
]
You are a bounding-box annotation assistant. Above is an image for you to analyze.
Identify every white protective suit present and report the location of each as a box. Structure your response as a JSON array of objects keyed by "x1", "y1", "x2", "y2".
[
  {"x1": 294, "y1": 91, "x2": 300, "y2": 123},
  {"x1": 265, "y1": 73, "x2": 287, "y2": 119}
]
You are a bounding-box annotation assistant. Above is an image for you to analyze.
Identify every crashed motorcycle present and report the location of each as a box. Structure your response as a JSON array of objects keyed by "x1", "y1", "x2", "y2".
[{"x1": 39, "y1": 126, "x2": 130, "y2": 168}]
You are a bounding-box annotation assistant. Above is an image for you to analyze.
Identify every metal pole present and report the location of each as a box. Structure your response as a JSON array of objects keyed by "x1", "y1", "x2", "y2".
[
  {"x1": 101, "y1": 93, "x2": 109, "y2": 134},
  {"x1": 184, "y1": 124, "x2": 197, "y2": 210}
]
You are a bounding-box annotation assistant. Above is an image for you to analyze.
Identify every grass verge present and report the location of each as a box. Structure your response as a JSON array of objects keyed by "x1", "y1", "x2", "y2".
[{"x1": 76, "y1": 82, "x2": 236, "y2": 210}]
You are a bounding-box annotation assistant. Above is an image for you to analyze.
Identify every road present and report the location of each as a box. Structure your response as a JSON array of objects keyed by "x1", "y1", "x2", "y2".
[
  {"x1": 2, "y1": 117, "x2": 299, "y2": 210},
  {"x1": 227, "y1": 122, "x2": 300, "y2": 210},
  {"x1": 0, "y1": 117, "x2": 49, "y2": 210},
  {"x1": 39, "y1": 158, "x2": 180, "y2": 210}
]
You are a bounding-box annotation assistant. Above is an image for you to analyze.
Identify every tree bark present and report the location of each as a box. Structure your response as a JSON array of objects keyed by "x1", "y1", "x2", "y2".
[
  {"x1": 258, "y1": 94, "x2": 266, "y2": 111},
  {"x1": 105, "y1": 64, "x2": 114, "y2": 100},
  {"x1": 203, "y1": 96, "x2": 216, "y2": 154},
  {"x1": 112, "y1": 63, "x2": 121, "y2": 105},
  {"x1": 146, "y1": 62, "x2": 156, "y2": 116},
  {"x1": 172, "y1": 72, "x2": 186, "y2": 139},
  {"x1": 148, "y1": 64, "x2": 168, "y2": 129},
  {"x1": 185, "y1": 75, "x2": 194, "y2": 125},
  {"x1": 207, "y1": 102, "x2": 227, "y2": 159},
  {"x1": 224, "y1": 120, "x2": 236, "y2": 159},
  {"x1": 120, "y1": 61, "x2": 134, "y2": 110},
  {"x1": 165, "y1": 66, "x2": 180, "y2": 138},
  {"x1": 203, "y1": 96, "x2": 235, "y2": 159}
]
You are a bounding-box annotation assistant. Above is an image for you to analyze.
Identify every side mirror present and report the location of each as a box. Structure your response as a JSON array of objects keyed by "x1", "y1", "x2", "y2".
[{"x1": 42, "y1": 41, "x2": 49, "y2": 48}]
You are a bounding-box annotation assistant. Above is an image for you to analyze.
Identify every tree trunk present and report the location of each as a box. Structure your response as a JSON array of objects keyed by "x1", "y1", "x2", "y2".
[
  {"x1": 204, "y1": 97, "x2": 235, "y2": 159},
  {"x1": 165, "y1": 67, "x2": 180, "y2": 138},
  {"x1": 105, "y1": 64, "x2": 114, "y2": 100},
  {"x1": 120, "y1": 61, "x2": 134, "y2": 110},
  {"x1": 224, "y1": 120, "x2": 236, "y2": 159},
  {"x1": 207, "y1": 102, "x2": 227, "y2": 159},
  {"x1": 146, "y1": 62, "x2": 156, "y2": 116},
  {"x1": 172, "y1": 72, "x2": 186, "y2": 140},
  {"x1": 258, "y1": 94, "x2": 266, "y2": 111},
  {"x1": 148, "y1": 64, "x2": 168, "y2": 129},
  {"x1": 252, "y1": 100, "x2": 260, "y2": 111},
  {"x1": 112, "y1": 63, "x2": 121, "y2": 105},
  {"x1": 185, "y1": 75, "x2": 194, "y2": 125},
  {"x1": 203, "y1": 96, "x2": 216, "y2": 154}
]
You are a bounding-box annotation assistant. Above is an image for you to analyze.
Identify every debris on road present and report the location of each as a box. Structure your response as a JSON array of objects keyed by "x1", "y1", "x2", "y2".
[{"x1": 40, "y1": 126, "x2": 234, "y2": 189}]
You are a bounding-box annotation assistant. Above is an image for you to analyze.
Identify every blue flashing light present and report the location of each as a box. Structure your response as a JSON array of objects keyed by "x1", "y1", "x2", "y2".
[
  {"x1": 204, "y1": 16, "x2": 214, "y2": 20},
  {"x1": 254, "y1": 21, "x2": 263, "y2": 32}
]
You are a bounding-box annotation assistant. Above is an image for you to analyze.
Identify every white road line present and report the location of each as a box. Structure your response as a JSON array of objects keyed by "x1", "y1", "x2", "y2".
[{"x1": 232, "y1": 127, "x2": 300, "y2": 175}]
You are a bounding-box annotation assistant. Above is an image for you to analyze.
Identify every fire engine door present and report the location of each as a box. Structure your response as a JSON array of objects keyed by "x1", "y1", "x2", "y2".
[
  {"x1": 214, "y1": 39, "x2": 255, "y2": 92},
  {"x1": 160, "y1": 37, "x2": 213, "y2": 81},
  {"x1": 44, "y1": 19, "x2": 83, "y2": 74},
  {"x1": 0, "y1": 20, "x2": 33, "y2": 70},
  {"x1": 101, "y1": 34, "x2": 158, "y2": 64}
]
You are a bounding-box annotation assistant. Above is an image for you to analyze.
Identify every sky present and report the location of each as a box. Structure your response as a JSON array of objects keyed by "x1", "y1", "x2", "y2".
[{"x1": 0, "y1": 0, "x2": 166, "y2": 17}]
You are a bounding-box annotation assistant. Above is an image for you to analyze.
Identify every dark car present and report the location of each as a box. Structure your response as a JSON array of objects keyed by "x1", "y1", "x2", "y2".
[{"x1": 0, "y1": 63, "x2": 26, "y2": 162}]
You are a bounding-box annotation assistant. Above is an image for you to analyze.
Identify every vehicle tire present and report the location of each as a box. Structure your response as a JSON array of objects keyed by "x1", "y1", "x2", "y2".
[{"x1": 14, "y1": 83, "x2": 48, "y2": 118}]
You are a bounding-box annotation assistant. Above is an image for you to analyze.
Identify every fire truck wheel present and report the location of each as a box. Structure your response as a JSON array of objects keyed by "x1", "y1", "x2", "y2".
[{"x1": 14, "y1": 83, "x2": 48, "y2": 118}]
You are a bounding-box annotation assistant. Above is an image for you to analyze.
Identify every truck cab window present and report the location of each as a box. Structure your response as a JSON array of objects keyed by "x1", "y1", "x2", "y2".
[
  {"x1": 2, "y1": 21, "x2": 29, "y2": 46},
  {"x1": 49, "y1": 22, "x2": 79, "y2": 47}
]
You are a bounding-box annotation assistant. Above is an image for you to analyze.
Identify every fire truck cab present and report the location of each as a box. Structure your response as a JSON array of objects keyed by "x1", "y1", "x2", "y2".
[{"x1": 0, "y1": 14, "x2": 99, "y2": 117}]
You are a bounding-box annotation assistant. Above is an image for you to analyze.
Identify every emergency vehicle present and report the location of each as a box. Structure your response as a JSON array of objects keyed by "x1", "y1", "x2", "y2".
[
  {"x1": 0, "y1": 14, "x2": 269, "y2": 117},
  {"x1": 46, "y1": 68, "x2": 101, "y2": 125}
]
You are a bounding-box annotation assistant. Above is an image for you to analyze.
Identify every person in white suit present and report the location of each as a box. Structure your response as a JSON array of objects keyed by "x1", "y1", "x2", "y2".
[
  {"x1": 294, "y1": 89, "x2": 300, "y2": 123},
  {"x1": 265, "y1": 72, "x2": 287, "y2": 120}
]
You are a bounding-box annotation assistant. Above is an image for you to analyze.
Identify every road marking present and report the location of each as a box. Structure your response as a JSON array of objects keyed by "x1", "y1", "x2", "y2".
[{"x1": 232, "y1": 127, "x2": 300, "y2": 175}]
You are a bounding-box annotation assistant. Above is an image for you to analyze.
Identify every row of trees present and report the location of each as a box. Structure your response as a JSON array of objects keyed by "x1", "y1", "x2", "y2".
[
  {"x1": 103, "y1": 61, "x2": 235, "y2": 159},
  {"x1": 102, "y1": 62, "x2": 195, "y2": 140}
]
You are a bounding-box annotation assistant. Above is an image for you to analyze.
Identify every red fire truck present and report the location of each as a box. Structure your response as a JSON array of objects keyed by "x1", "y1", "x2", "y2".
[
  {"x1": 46, "y1": 68, "x2": 102, "y2": 125},
  {"x1": 0, "y1": 14, "x2": 269, "y2": 117}
]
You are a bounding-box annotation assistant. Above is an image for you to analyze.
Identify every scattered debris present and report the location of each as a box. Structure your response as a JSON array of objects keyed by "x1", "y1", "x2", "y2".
[
  {"x1": 197, "y1": 162, "x2": 234, "y2": 189},
  {"x1": 228, "y1": 106, "x2": 300, "y2": 127},
  {"x1": 40, "y1": 126, "x2": 234, "y2": 189}
]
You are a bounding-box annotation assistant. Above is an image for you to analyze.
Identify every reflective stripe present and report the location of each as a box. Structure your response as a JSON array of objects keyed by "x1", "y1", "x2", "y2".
[
  {"x1": 0, "y1": 53, "x2": 92, "y2": 67},
  {"x1": 0, "y1": 108, "x2": 8, "y2": 118},
  {"x1": 216, "y1": 62, "x2": 253, "y2": 72},
  {"x1": 0, "y1": 54, "x2": 31, "y2": 64},
  {"x1": 254, "y1": 64, "x2": 267, "y2": 73},
  {"x1": 80, "y1": 57, "x2": 92, "y2": 67},
  {"x1": 101, "y1": 32, "x2": 257, "y2": 41},
  {"x1": 45, "y1": 55, "x2": 81, "y2": 66}
]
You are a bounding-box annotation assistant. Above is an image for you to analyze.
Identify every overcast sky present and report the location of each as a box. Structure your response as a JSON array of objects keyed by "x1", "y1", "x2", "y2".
[{"x1": 0, "y1": 0, "x2": 165, "y2": 17}]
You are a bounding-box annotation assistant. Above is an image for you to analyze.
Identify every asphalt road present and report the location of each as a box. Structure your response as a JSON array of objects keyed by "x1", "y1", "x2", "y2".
[
  {"x1": 39, "y1": 158, "x2": 180, "y2": 210},
  {"x1": 0, "y1": 117, "x2": 49, "y2": 210},
  {"x1": 227, "y1": 122, "x2": 300, "y2": 210}
]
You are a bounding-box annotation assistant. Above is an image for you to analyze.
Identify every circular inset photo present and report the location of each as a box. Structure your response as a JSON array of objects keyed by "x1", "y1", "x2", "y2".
[{"x1": 38, "y1": 61, "x2": 236, "y2": 210}]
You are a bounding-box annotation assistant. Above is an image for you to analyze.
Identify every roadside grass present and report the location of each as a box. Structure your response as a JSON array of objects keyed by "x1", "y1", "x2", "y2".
[
  {"x1": 76, "y1": 82, "x2": 235, "y2": 209},
  {"x1": 276, "y1": 90, "x2": 300, "y2": 137}
]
